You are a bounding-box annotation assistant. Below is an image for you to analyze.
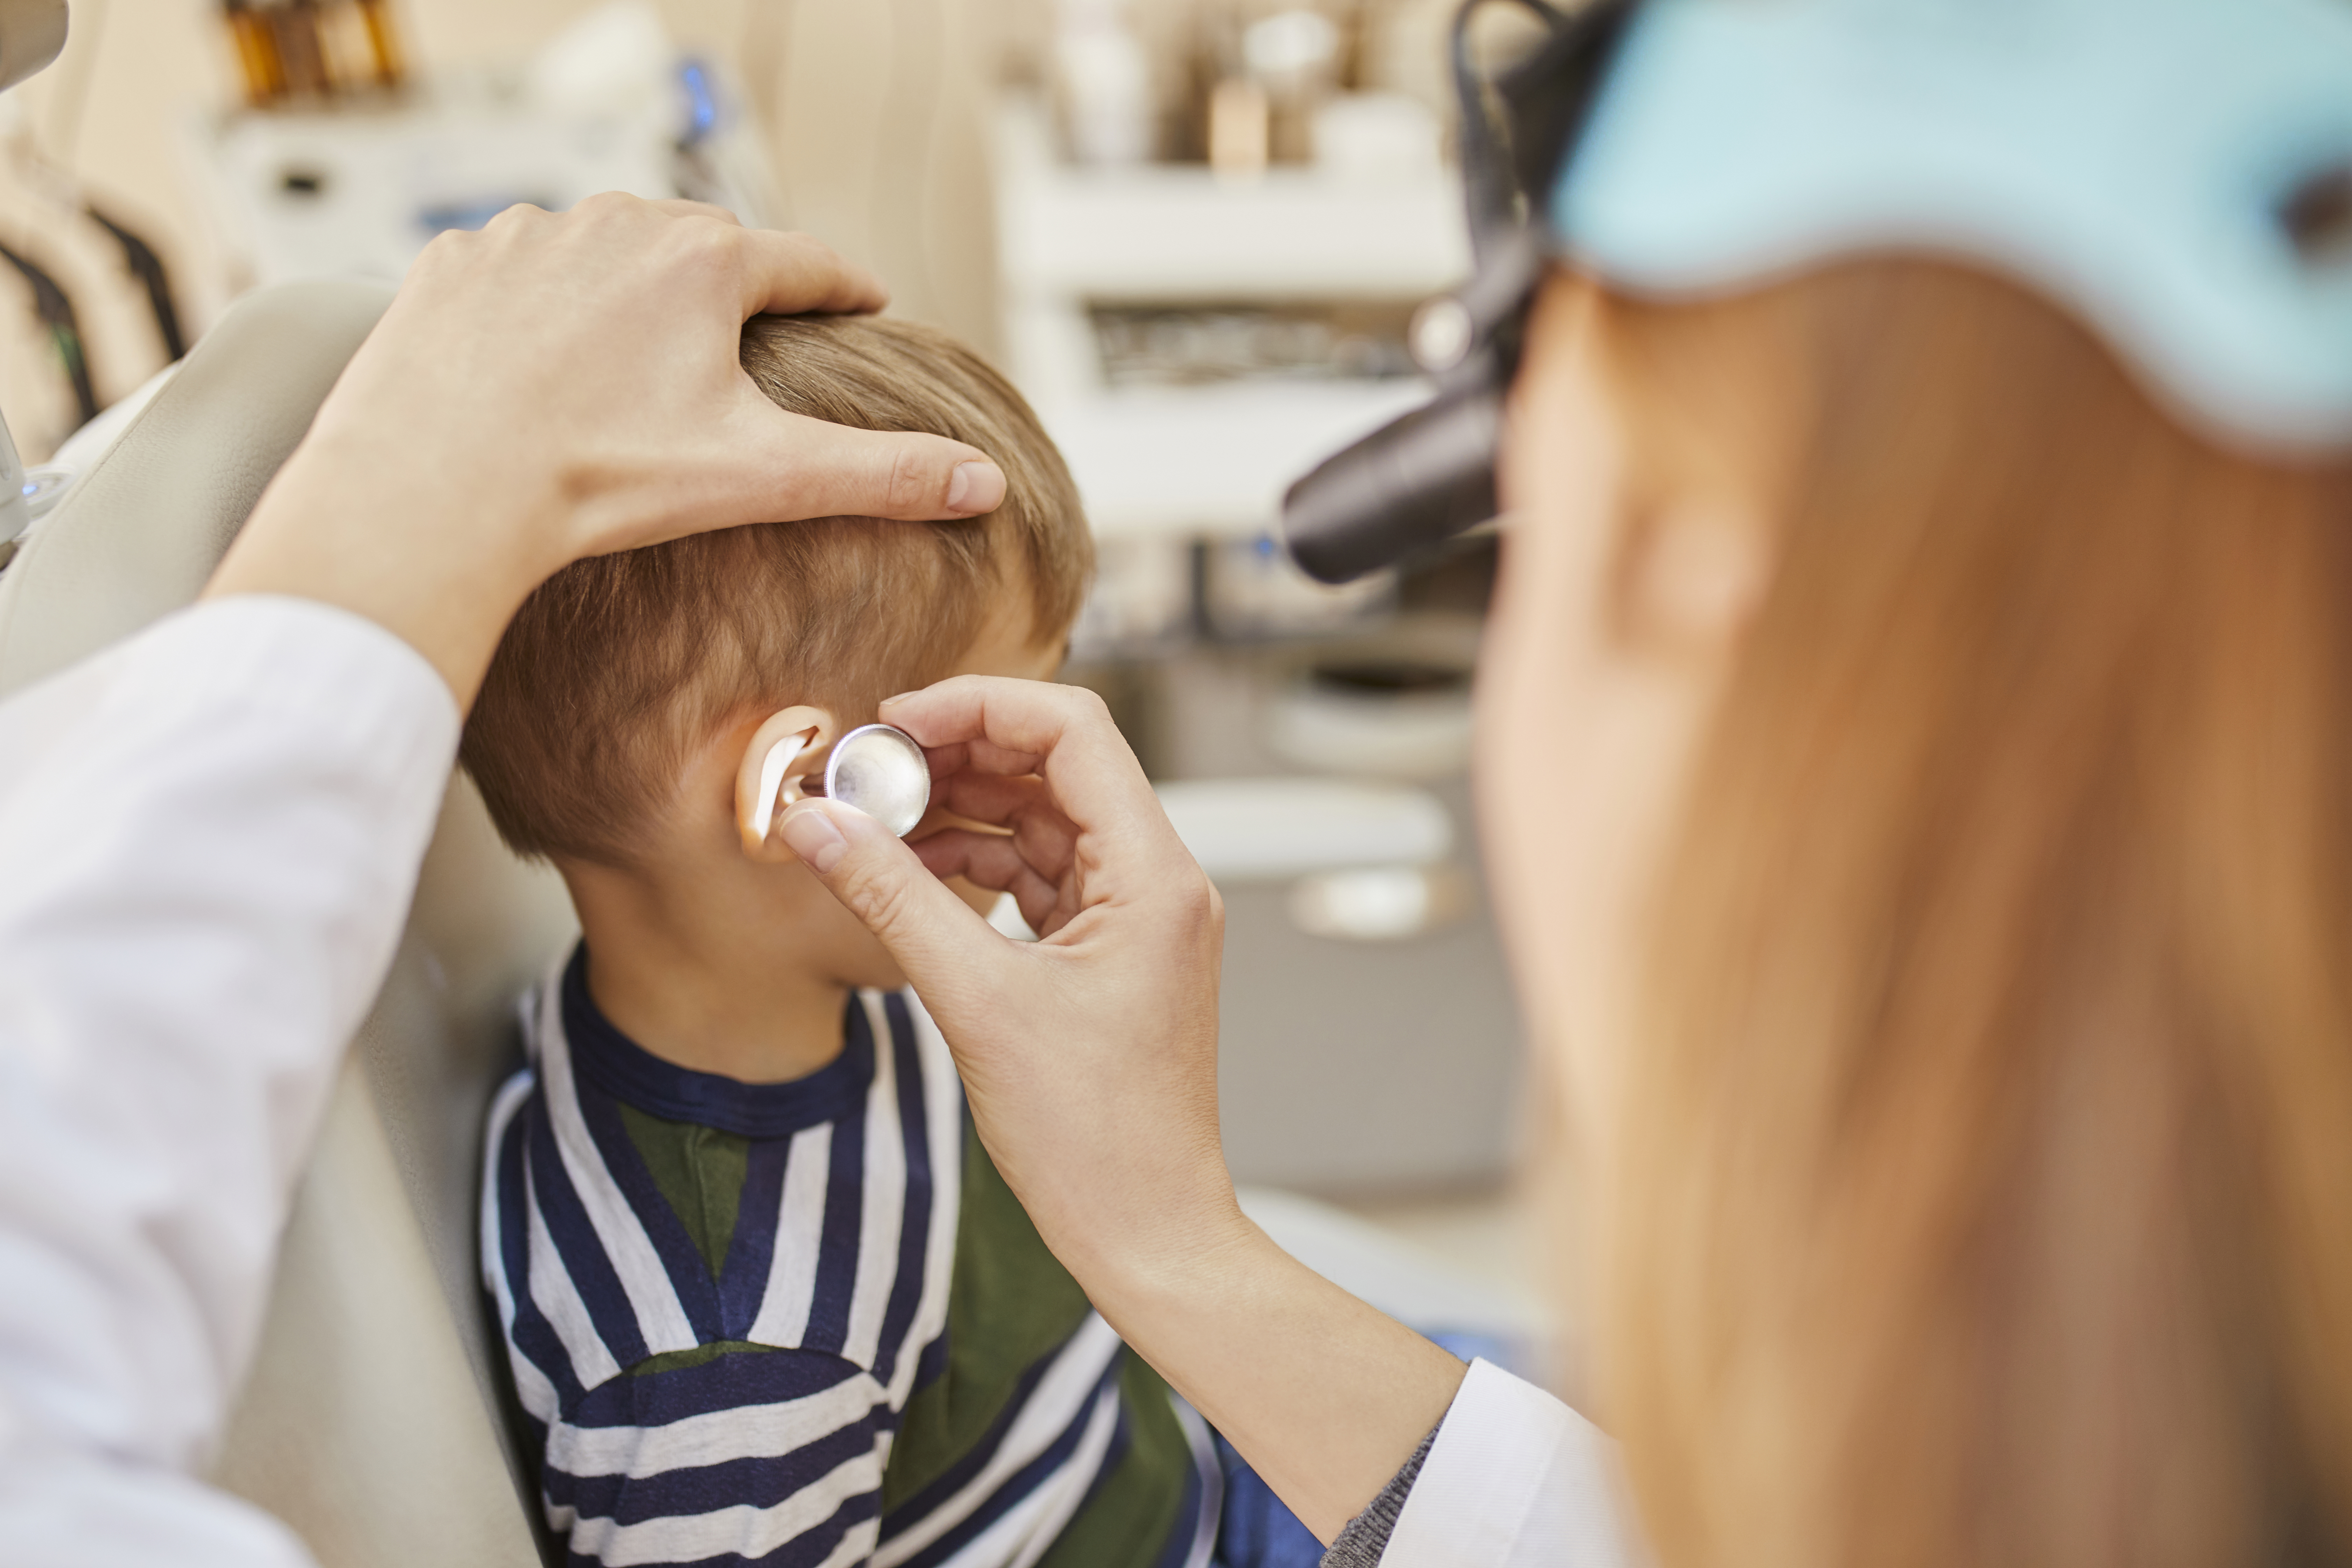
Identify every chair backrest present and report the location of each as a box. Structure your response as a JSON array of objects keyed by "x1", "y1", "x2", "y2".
[{"x1": 0, "y1": 279, "x2": 567, "y2": 1568}]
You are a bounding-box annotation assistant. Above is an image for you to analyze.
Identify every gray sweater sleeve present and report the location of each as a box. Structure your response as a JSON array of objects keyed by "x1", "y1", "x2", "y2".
[{"x1": 1319, "y1": 1426, "x2": 1440, "y2": 1568}]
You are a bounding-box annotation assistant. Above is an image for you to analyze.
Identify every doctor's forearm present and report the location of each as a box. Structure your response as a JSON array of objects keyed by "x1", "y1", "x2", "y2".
[
  {"x1": 1086, "y1": 1212, "x2": 1466, "y2": 1544},
  {"x1": 205, "y1": 429, "x2": 551, "y2": 708},
  {"x1": 778, "y1": 684, "x2": 1470, "y2": 1541}
]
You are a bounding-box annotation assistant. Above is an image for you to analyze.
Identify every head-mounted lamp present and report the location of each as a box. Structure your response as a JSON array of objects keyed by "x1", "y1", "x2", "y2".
[
  {"x1": 1284, "y1": 0, "x2": 2352, "y2": 586},
  {"x1": 1281, "y1": 0, "x2": 1635, "y2": 586}
]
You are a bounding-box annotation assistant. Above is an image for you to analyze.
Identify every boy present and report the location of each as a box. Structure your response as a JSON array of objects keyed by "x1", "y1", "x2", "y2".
[{"x1": 464, "y1": 315, "x2": 1244, "y2": 1568}]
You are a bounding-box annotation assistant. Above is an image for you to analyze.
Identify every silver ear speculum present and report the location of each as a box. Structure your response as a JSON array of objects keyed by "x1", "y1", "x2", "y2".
[{"x1": 807, "y1": 723, "x2": 932, "y2": 838}]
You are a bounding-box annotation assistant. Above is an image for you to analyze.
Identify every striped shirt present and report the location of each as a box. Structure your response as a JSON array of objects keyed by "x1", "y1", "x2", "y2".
[{"x1": 482, "y1": 946, "x2": 1217, "y2": 1568}]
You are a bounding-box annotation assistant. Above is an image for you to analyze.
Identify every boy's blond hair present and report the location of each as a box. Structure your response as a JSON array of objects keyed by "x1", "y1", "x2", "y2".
[{"x1": 461, "y1": 315, "x2": 1090, "y2": 867}]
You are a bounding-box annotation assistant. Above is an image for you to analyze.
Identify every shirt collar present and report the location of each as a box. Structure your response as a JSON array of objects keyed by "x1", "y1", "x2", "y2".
[{"x1": 556, "y1": 943, "x2": 876, "y2": 1138}]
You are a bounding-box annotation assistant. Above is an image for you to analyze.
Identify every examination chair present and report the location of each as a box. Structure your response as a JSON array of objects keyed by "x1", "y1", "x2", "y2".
[{"x1": 0, "y1": 280, "x2": 562, "y2": 1566}]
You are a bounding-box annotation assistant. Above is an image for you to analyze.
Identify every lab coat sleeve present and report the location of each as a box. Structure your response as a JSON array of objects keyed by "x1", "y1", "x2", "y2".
[
  {"x1": 1380, "y1": 1359, "x2": 1644, "y2": 1567},
  {"x1": 0, "y1": 596, "x2": 460, "y2": 1567}
]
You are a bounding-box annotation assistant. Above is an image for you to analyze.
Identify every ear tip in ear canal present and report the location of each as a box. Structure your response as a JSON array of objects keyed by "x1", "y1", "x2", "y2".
[{"x1": 748, "y1": 725, "x2": 826, "y2": 849}]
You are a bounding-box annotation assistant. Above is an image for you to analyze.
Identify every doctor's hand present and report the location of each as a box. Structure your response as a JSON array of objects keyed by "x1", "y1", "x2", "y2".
[
  {"x1": 205, "y1": 194, "x2": 1006, "y2": 706},
  {"x1": 777, "y1": 676, "x2": 1468, "y2": 1542},
  {"x1": 780, "y1": 676, "x2": 1237, "y2": 1284}
]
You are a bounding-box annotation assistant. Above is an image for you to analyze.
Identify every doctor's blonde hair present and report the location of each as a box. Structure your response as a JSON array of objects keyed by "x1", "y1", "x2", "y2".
[
  {"x1": 1593, "y1": 260, "x2": 2352, "y2": 1568},
  {"x1": 462, "y1": 314, "x2": 1090, "y2": 867}
]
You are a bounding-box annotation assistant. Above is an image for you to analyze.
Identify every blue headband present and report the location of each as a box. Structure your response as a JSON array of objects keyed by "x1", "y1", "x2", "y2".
[{"x1": 1550, "y1": 0, "x2": 2352, "y2": 453}]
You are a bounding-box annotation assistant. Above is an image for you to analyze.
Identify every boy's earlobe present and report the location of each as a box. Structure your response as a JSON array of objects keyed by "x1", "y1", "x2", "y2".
[{"x1": 736, "y1": 706, "x2": 838, "y2": 860}]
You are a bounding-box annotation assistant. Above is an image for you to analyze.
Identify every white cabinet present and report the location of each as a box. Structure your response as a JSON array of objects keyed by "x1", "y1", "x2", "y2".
[{"x1": 994, "y1": 97, "x2": 1468, "y2": 541}]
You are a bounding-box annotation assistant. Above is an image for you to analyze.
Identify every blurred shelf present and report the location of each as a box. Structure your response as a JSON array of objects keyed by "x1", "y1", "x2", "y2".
[
  {"x1": 201, "y1": 99, "x2": 675, "y2": 286},
  {"x1": 996, "y1": 96, "x2": 1465, "y2": 541},
  {"x1": 996, "y1": 100, "x2": 1470, "y2": 302},
  {"x1": 1037, "y1": 379, "x2": 1430, "y2": 540},
  {"x1": 194, "y1": 43, "x2": 776, "y2": 290}
]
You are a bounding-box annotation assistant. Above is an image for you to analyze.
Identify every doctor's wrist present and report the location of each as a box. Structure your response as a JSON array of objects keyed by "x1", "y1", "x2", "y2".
[
  {"x1": 1064, "y1": 1182, "x2": 1261, "y2": 1324},
  {"x1": 206, "y1": 427, "x2": 560, "y2": 709}
]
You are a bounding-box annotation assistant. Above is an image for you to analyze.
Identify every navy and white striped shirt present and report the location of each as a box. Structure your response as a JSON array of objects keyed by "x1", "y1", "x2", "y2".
[{"x1": 482, "y1": 947, "x2": 1216, "y2": 1568}]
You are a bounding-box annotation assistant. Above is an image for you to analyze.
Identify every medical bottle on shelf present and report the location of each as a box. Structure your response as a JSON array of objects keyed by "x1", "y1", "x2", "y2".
[{"x1": 219, "y1": 0, "x2": 405, "y2": 110}]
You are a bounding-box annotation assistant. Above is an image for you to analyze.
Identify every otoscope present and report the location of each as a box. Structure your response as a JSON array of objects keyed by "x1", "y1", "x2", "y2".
[{"x1": 749, "y1": 722, "x2": 933, "y2": 847}]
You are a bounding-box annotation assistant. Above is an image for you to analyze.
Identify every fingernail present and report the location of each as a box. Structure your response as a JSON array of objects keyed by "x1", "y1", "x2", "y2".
[
  {"x1": 946, "y1": 461, "x2": 1006, "y2": 516},
  {"x1": 781, "y1": 806, "x2": 848, "y2": 874}
]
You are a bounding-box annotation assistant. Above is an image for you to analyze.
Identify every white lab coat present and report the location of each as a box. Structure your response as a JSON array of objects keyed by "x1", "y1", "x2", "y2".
[
  {"x1": 1390, "y1": 1361, "x2": 1639, "y2": 1564},
  {"x1": 0, "y1": 596, "x2": 1632, "y2": 1567},
  {"x1": 0, "y1": 597, "x2": 456, "y2": 1566}
]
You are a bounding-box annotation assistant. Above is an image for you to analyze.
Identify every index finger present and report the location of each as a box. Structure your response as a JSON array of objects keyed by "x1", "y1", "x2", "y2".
[
  {"x1": 733, "y1": 227, "x2": 889, "y2": 317},
  {"x1": 646, "y1": 198, "x2": 743, "y2": 224},
  {"x1": 879, "y1": 677, "x2": 1191, "y2": 869}
]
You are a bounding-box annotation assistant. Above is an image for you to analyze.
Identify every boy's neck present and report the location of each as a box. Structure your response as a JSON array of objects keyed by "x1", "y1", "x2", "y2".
[
  {"x1": 584, "y1": 944, "x2": 849, "y2": 1086},
  {"x1": 565, "y1": 866, "x2": 853, "y2": 1086}
]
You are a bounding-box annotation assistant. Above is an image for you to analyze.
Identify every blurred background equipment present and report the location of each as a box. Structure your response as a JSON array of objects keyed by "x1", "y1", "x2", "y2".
[
  {"x1": 0, "y1": 0, "x2": 1544, "y2": 1328},
  {"x1": 201, "y1": 2, "x2": 781, "y2": 288},
  {"x1": 220, "y1": 0, "x2": 405, "y2": 107},
  {"x1": 0, "y1": 0, "x2": 64, "y2": 94}
]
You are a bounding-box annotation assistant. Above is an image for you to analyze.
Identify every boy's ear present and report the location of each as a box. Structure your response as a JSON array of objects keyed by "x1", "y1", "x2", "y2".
[{"x1": 735, "y1": 705, "x2": 839, "y2": 860}]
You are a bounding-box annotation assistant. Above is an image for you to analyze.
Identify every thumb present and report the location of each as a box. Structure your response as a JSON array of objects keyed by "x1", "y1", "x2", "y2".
[
  {"x1": 753, "y1": 407, "x2": 1009, "y2": 523},
  {"x1": 778, "y1": 797, "x2": 1003, "y2": 986}
]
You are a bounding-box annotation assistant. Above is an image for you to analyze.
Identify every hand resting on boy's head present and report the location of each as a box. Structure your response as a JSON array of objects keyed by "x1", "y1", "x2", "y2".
[{"x1": 204, "y1": 194, "x2": 1009, "y2": 707}]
